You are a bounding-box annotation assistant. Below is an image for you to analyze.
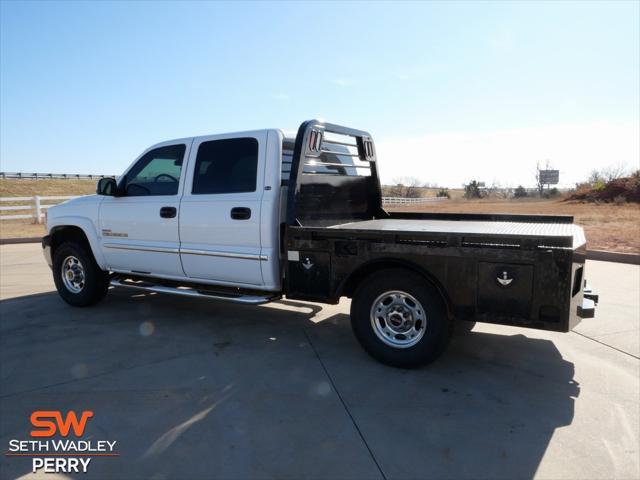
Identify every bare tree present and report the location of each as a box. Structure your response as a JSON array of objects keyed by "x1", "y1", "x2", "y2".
[
  {"x1": 587, "y1": 163, "x2": 629, "y2": 185},
  {"x1": 488, "y1": 181, "x2": 512, "y2": 199},
  {"x1": 602, "y1": 163, "x2": 629, "y2": 182},
  {"x1": 388, "y1": 179, "x2": 405, "y2": 197},
  {"x1": 391, "y1": 176, "x2": 424, "y2": 198}
]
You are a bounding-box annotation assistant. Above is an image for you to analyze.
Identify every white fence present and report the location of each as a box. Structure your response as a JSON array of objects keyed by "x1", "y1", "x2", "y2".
[
  {"x1": 382, "y1": 197, "x2": 447, "y2": 206},
  {"x1": 1, "y1": 172, "x2": 111, "y2": 180},
  {"x1": 0, "y1": 196, "x2": 78, "y2": 223}
]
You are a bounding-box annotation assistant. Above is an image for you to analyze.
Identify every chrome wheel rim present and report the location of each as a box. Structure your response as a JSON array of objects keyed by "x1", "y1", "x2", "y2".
[
  {"x1": 370, "y1": 290, "x2": 426, "y2": 348},
  {"x1": 61, "y1": 255, "x2": 85, "y2": 293}
]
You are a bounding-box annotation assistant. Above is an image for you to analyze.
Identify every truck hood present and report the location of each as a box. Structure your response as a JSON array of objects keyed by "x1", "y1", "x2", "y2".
[
  {"x1": 46, "y1": 195, "x2": 103, "y2": 229},
  {"x1": 50, "y1": 194, "x2": 100, "y2": 209}
]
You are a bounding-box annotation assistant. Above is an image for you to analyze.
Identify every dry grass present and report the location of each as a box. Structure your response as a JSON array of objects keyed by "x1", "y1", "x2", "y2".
[
  {"x1": 0, "y1": 221, "x2": 46, "y2": 239},
  {"x1": 0, "y1": 179, "x2": 97, "y2": 198},
  {"x1": 388, "y1": 198, "x2": 640, "y2": 253}
]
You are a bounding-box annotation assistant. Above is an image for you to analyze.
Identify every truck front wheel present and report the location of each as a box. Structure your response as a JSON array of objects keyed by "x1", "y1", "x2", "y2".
[
  {"x1": 53, "y1": 241, "x2": 109, "y2": 307},
  {"x1": 350, "y1": 269, "x2": 450, "y2": 368}
]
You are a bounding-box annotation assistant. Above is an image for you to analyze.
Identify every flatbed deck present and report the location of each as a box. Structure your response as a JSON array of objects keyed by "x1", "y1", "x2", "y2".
[{"x1": 327, "y1": 218, "x2": 586, "y2": 249}]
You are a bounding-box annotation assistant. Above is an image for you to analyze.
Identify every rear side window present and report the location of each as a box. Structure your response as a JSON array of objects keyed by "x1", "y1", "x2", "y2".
[{"x1": 192, "y1": 138, "x2": 258, "y2": 194}]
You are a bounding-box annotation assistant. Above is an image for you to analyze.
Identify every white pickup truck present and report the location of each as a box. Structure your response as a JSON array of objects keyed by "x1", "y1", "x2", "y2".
[{"x1": 43, "y1": 120, "x2": 597, "y2": 367}]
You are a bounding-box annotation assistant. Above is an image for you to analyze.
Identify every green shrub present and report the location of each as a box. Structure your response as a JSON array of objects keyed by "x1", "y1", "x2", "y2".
[
  {"x1": 464, "y1": 180, "x2": 482, "y2": 199},
  {"x1": 437, "y1": 188, "x2": 450, "y2": 198},
  {"x1": 514, "y1": 185, "x2": 527, "y2": 198}
]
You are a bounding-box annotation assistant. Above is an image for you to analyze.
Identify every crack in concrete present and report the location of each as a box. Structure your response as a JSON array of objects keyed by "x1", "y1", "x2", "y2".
[
  {"x1": 573, "y1": 331, "x2": 640, "y2": 360},
  {"x1": 302, "y1": 327, "x2": 387, "y2": 480}
]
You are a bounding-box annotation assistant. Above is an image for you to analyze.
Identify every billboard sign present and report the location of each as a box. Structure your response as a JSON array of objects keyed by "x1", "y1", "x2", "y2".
[{"x1": 539, "y1": 170, "x2": 559, "y2": 184}]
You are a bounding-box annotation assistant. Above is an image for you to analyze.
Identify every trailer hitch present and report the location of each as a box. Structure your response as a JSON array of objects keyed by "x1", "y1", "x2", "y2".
[
  {"x1": 577, "y1": 282, "x2": 598, "y2": 318},
  {"x1": 583, "y1": 282, "x2": 599, "y2": 304}
]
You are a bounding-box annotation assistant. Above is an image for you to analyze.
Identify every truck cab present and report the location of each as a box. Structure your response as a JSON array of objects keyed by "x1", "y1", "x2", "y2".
[
  {"x1": 96, "y1": 130, "x2": 284, "y2": 291},
  {"x1": 43, "y1": 119, "x2": 597, "y2": 368}
]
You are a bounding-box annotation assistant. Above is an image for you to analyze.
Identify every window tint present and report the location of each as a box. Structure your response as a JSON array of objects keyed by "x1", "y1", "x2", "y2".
[
  {"x1": 122, "y1": 144, "x2": 185, "y2": 196},
  {"x1": 192, "y1": 138, "x2": 258, "y2": 195}
]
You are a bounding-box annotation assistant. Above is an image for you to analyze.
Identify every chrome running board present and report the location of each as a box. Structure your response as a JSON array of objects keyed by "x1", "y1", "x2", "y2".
[{"x1": 110, "y1": 278, "x2": 278, "y2": 305}]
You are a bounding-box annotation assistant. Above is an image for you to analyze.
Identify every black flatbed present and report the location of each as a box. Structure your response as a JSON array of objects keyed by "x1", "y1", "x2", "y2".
[
  {"x1": 283, "y1": 120, "x2": 592, "y2": 335},
  {"x1": 327, "y1": 217, "x2": 586, "y2": 249}
]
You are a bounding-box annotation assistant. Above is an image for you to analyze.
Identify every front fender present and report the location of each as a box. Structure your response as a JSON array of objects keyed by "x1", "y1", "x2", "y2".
[{"x1": 48, "y1": 216, "x2": 106, "y2": 269}]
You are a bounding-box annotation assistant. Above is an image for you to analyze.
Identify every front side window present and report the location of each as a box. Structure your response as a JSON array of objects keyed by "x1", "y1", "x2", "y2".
[
  {"x1": 192, "y1": 138, "x2": 258, "y2": 195},
  {"x1": 122, "y1": 144, "x2": 186, "y2": 196}
]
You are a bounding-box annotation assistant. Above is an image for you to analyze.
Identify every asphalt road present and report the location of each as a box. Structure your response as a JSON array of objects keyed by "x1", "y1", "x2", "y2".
[{"x1": 0, "y1": 243, "x2": 638, "y2": 480}]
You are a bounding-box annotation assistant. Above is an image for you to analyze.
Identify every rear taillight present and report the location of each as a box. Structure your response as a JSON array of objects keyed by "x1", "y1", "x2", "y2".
[
  {"x1": 362, "y1": 137, "x2": 375, "y2": 159},
  {"x1": 308, "y1": 129, "x2": 323, "y2": 153}
]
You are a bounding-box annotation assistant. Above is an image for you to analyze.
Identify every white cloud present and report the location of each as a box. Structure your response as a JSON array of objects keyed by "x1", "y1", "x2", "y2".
[{"x1": 376, "y1": 122, "x2": 639, "y2": 188}]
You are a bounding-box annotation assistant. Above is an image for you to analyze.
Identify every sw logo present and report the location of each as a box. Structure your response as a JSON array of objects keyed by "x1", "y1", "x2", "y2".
[
  {"x1": 6, "y1": 410, "x2": 118, "y2": 474},
  {"x1": 30, "y1": 410, "x2": 94, "y2": 437}
]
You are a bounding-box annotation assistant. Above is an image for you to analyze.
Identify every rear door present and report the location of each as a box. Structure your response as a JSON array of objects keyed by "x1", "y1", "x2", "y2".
[{"x1": 179, "y1": 132, "x2": 267, "y2": 287}]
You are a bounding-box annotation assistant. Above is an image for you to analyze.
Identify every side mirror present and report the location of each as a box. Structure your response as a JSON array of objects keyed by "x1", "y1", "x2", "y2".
[{"x1": 96, "y1": 177, "x2": 117, "y2": 196}]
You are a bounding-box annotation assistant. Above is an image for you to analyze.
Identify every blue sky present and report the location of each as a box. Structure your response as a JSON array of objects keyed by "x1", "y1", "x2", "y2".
[{"x1": 1, "y1": 1, "x2": 638, "y2": 187}]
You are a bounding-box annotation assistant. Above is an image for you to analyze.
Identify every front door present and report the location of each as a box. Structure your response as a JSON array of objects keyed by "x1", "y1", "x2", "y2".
[
  {"x1": 179, "y1": 133, "x2": 266, "y2": 287},
  {"x1": 99, "y1": 141, "x2": 191, "y2": 277}
]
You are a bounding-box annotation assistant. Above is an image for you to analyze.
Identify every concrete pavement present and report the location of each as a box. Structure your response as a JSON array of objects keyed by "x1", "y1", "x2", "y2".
[
  {"x1": 0, "y1": 243, "x2": 638, "y2": 479},
  {"x1": 574, "y1": 260, "x2": 640, "y2": 358}
]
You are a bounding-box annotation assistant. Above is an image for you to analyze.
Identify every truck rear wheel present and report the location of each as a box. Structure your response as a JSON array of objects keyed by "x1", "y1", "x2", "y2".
[
  {"x1": 350, "y1": 269, "x2": 450, "y2": 368},
  {"x1": 53, "y1": 241, "x2": 109, "y2": 307}
]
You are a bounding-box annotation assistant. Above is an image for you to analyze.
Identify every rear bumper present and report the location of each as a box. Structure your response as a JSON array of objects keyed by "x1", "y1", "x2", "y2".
[
  {"x1": 577, "y1": 298, "x2": 595, "y2": 318},
  {"x1": 42, "y1": 235, "x2": 52, "y2": 268}
]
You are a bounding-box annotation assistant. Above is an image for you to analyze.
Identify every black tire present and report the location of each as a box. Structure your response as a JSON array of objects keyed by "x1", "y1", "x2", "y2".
[
  {"x1": 350, "y1": 269, "x2": 450, "y2": 368},
  {"x1": 52, "y1": 241, "x2": 109, "y2": 307}
]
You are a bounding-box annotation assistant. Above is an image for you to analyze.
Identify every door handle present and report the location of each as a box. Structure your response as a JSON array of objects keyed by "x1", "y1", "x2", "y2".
[
  {"x1": 230, "y1": 207, "x2": 251, "y2": 220},
  {"x1": 160, "y1": 206, "x2": 177, "y2": 218}
]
